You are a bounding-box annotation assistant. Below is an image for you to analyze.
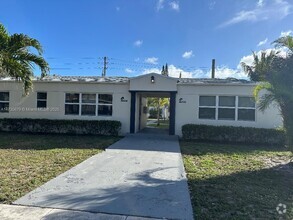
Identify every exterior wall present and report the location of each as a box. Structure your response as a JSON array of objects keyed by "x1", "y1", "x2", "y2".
[
  {"x1": 0, "y1": 81, "x2": 131, "y2": 134},
  {"x1": 130, "y1": 73, "x2": 177, "y2": 92},
  {"x1": 0, "y1": 77, "x2": 283, "y2": 137},
  {"x1": 175, "y1": 84, "x2": 283, "y2": 136}
]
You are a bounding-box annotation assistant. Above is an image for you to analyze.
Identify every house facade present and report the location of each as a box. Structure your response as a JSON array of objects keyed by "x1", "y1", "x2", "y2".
[{"x1": 0, "y1": 73, "x2": 282, "y2": 136}]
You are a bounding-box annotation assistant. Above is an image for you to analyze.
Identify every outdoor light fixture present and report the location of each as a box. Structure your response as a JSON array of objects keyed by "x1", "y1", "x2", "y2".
[{"x1": 151, "y1": 76, "x2": 155, "y2": 83}]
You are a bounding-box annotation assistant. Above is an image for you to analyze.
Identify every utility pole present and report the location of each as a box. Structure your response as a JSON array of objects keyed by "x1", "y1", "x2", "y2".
[
  {"x1": 211, "y1": 59, "x2": 215, "y2": 78},
  {"x1": 102, "y1": 56, "x2": 108, "y2": 77}
]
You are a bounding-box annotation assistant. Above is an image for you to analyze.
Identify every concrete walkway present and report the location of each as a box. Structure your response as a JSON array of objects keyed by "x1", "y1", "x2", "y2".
[{"x1": 13, "y1": 133, "x2": 194, "y2": 220}]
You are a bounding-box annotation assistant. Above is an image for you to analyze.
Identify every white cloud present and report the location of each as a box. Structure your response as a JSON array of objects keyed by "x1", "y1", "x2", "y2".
[
  {"x1": 182, "y1": 50, "x2": 194, "y2": 59},
  {"x1": 257, "y1": 0, "x2": 265, "y2": 7},
  {"x1": 218, "y1": 0, "x2": 292, "y2": 28},
  {"x1": 125, "y1": 68, "x2": 134, "y2": 73},
  {"x1": 280, "y1": 30, "x2": 293, "y2": 37},
  {"x1": 145, "y1": 57, "x2": 159, "y2": 64},
  {"x1": 134, "y1": 40, "x2": 143, "y2": 47},
  {"x1": 257, "y1": 38, "x2": 268, "y2": 46},
  {"x1": 169, "y1": 1, "x2": 180, "y2": 11},
  {"x1": 209, "y1": 1, "x2": 216, "y2": 10},
  {"x1": 156, "y1": 0, "x2": 164, "y2": 11}
]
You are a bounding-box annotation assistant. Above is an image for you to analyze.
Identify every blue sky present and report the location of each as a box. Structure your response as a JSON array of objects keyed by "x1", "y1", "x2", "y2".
[{"x1": 0, "y1": 0, "x2": 292, "y2": 78}]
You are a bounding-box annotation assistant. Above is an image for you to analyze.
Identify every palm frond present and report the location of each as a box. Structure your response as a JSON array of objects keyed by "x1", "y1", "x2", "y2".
[
  {"x1": 258, "y1": 93, "x2": 277, "y2": 112},
  {"x1": 15, "y1": 52, "x2": 49, "y2": 77},
  {"x1": 273, "y1": 36, "x2": 293, "y2": 52},
  {"x1": 9, "y1": 34, "x2": 43, "y2": 55}
]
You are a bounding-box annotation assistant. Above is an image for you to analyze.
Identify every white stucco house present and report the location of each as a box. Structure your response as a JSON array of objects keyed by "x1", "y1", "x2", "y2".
[{"x1": 0, "y1": 73, "x2": 282, "y2": 136}]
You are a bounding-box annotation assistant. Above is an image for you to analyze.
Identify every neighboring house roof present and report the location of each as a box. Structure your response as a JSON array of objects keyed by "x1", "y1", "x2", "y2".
[{"x1": 0, "y1": 73, "x2": 255, "y2": 85}]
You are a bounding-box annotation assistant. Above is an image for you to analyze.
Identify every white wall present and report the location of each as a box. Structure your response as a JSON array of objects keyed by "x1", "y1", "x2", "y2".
[
  {"x1": 175, "y1": 84, "x2": 283, "y2": 136},
  {"x1": 0, "y1": 81, "x2": 131, "y2": 135}
]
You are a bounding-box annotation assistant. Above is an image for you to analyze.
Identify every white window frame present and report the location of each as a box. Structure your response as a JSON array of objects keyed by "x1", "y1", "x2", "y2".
[
  {"x1": 64, "y1": 93, "x2": 113, "y2": 117},
  {"x1": 65, "y1": 93, "x2": 80, "y2": 115},
  {"x1": 218, "y1": 96, "x2": 236, "y2": 121},
  {"x1": 81, "y1": 93, "x2": 96, "y2": 116},
  {"x1": 198, "y1": 95, "x2": 256, "y2": 122},
  {"x1": 0, "y1": 92, "x2": 9, "y2": 113},
  {"x1": 237, "y1": 96, "x2": 256, "y2": 121},
  {"x1": 198, "y1": 96, "x2": 216, "y2": 120},
  {"x1": 97, "y1": 93, "x2": 113, "y2": 116},
  {"x1": 37, "y1": 92, "x2": 47, "y2": 109}
]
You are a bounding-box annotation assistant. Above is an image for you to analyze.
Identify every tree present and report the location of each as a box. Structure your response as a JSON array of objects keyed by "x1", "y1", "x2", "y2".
[
  {"x1": 0, "y1": 23, "x2": 49, "y2": 95},
  {"x1": 147, "y1": 97, "x2": 169, "y2": 126},
  {"x1": 161, "y1": 63, "x2": 169, "y2": 76},
  {"x1": 241, "y1": 36, "x2": 293, "y2": 151}
]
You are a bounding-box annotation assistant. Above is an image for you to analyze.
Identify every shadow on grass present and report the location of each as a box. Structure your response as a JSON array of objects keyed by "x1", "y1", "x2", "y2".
[
  {"x1": 187, "y1": 163, "x2": 293, "y2": 219},
  {"x1": 180, "y1": 140, "x2": 290, "y2": 155},
  {"x1": 0, "y1": 132, "x2": 121, "y2": 150}
]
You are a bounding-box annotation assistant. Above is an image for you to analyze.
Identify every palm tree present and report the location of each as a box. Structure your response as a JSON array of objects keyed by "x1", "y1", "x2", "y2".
[
  {"x1": 241, "y1": 36, "x2": 293, "y2": 151},
  {"x1": 147, "y1": 97, "x2": 169, "y2": 126},
  {"x1": 0, "y1": 23, "x2": 49, "y2": 95}
]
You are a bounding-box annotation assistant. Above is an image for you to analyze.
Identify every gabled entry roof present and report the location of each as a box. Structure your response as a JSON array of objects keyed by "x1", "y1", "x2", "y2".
[{"x1": 129, "y1": 73, "x2": 178, "y2": 92}]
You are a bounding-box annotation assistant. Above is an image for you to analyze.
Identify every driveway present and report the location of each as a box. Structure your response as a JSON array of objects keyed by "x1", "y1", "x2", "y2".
[{"x1": 14, "y1": 133, "x2": 194, "y2": 220}]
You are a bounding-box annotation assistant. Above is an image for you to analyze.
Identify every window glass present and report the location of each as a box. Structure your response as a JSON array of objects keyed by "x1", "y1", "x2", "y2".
[
  {"x1": 37, "y1": 101, "x2": 47, "y2": 108},
  {"x1": 199, "y1": 108, "x2": 216, "y2": 119},
  {"x1": 37, "y1": 92, "x2": 47, "y2": 108},
  {"x1": 65, "y1": 93, "x2": 79, "y2": 103},
  {"x1": 0, "y1": 103, "x2": 9, "y2": 113},
  {"x1": 37, "y1": 92, "x2": 47, "y2": 100},
  {"x1": 81, "y1": 105, "x2": 96, "y2": 116},
  {"x1": 218, "y1": 108, "x2": 235, "y2": 120},
  {"x1": 199, "y1": 96, "x2": 216, "y2": 106},
  {"x1": 65, "y1": 104, "x2": 79, "y2": 115},
  {"x1": 219, "y1": 96, "x2": 235, "y2": 107},
  {"x1": 98, "y1": 94, "x2": 112, "y2": 104},
  {"x1": 98, "y1": 105, "x2": 112, "y2": 116},
  {"x1": 238, "y1": 109, "x2": 255, "y2": 121},
  {"x1": 82, "y1": 94, "x2": 96, "y2": 103},
  {"x1": 0, "y1": 92, "x2": 9, "y2": 101},
  {"x1": 238, "y1": 97, "x2": 255, "y2": 108}
]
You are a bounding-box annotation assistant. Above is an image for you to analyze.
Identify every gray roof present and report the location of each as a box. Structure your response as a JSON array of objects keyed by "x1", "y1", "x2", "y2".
[
  {"x1": 177, "y1": 77, "x2": 254, "y2": 85},
  {"x1": 0, "y1": 75, "x2": 254, "y2": 85}
]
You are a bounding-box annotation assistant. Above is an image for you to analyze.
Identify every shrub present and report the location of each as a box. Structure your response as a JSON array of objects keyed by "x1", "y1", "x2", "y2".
[
  {"x1": 148, "y1": 108, "x2": 162, "y2": 119},
  {"x1": 182, "y1": 124, "x2": 285, "y2": 145},
  {"x1": 0, "y1": 118, "x2": 121, "y2": 136}
]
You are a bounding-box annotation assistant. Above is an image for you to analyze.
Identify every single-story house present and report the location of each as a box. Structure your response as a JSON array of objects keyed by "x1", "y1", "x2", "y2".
[{"x1": 0, "y1": 73, "x2": 282, "y2": 136}]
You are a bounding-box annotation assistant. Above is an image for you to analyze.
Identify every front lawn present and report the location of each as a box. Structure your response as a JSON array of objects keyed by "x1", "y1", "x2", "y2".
[
  {"x1": 181, "y1": 141, "x2": 292, "y2": 219},
  {"x1": 0, "y1": 132, "x2": 120, "y2": 204}
]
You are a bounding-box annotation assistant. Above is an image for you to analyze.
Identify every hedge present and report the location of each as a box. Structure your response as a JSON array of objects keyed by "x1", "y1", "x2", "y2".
[
  {"x1": 0, "y1": 118, "x2": 121, "y2": 136},
  {"x1": 182, "y1": 124, "x2": 285, "y2": 145}
]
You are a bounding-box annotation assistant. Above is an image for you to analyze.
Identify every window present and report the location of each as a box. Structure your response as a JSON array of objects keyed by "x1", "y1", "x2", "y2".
[
  {"x1": 81, "y1": 94, "x2": 96, "y2": 116},
  {"x1": 0, "y1": 92, "x2": 9, "y2": 113},
  {"x1": 238, "y1": 97, "x2": 256, "y2": 121},
  {"x1": 198, "y1": 95, "x2": 256, "y2": 121},
  {"x1": 199, "y1": 96, "x2": 216, "y2": 119},
  {"x1": 98, "y1": 94, "x2": 113, "y2": 116},
  {"x1": 218, "y1": 96, "x2": 235, "y2": 120},
  {"x1": 37, "y1": 92, "x2": 47, "y2": 108},
  {"x1": 65, "y1": 93, "x2": 80, "y2": 115},
  {"x1": 64, "y1": 93, "x2": 113, "y2": 116}
]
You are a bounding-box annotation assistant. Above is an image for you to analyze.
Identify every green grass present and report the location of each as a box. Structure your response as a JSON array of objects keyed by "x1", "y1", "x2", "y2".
[
  {"x1": 180, "y1": 141, "x2": 293, "y2": 219},
  {"x1": 147, "y1": 119, "x2": 169, "y2": 129},
  {"x1": 0, "y1": 132, "x2": 120, "y2": 204}
]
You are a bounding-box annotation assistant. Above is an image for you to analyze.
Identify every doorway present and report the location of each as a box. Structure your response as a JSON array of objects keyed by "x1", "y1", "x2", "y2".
[{"x1": 130, "y1": 91, "x2": 176, "y2": 135}]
